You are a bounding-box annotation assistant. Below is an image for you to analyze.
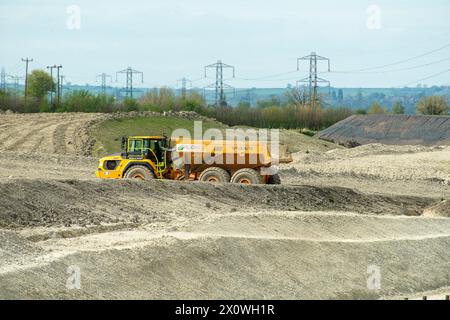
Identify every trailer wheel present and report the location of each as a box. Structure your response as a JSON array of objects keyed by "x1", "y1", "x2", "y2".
[
  {"x1": 199, "y1": 167, "x2": 230, "y2": 183},
  {"x1": 230, "y1": 168, "x2": 264, "y2": 185},
  {"x1": 267, "y1": 174, "x2": 281, "y2": 185},
  {"x1": 124, "y1": 165, "x2": 155, "y2": 180}
]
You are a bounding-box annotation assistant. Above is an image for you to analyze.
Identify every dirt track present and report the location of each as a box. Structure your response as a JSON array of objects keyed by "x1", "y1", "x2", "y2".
[
  {"x1": 0, "y1": 113, "x2": 449, "y2": 300},
  {"x1": 0, "y1": 113, "x2": 103, "y2": 155}
]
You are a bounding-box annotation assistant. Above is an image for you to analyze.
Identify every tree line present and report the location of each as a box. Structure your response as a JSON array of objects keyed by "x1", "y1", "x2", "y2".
[{"x1": 0, "y1": 69, "x2": 448, "y2": 131}]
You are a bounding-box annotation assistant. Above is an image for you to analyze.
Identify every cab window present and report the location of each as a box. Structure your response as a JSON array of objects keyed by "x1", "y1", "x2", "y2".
[{"x1": 128, "y1": 139, "x2": 143, "y2": 152}]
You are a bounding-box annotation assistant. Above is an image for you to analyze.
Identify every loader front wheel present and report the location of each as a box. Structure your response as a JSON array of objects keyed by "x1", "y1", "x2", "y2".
[
  {"x1": 230, "y1": 168, "x2": 264, "y2": 185},
  {"x1": 124, "y1": 165, "x2": 155, "y2": 180},
  {"x1": 199, "y1": 167, "x2": 230, "y2": 183}
]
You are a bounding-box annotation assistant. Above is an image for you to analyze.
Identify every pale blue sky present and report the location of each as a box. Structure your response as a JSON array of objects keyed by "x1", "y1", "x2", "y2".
[{"x1": 1, "y1": 0, "x2": 449, "y2": 88}]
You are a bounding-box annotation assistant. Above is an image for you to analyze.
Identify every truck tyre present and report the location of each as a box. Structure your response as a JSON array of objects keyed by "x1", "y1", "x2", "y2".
[
  {"x1": 230, "y1": 168, "x2": 264, "y2": 185},
  {"x1": 199, "y1": 167, "x2": 231, "y2": 183},
  {"x1": 124, "y1": 165, "x2": 155, "y2": 180},
  {"x1": 268, "y1": 174, "x2": 281, "y2": 185}
]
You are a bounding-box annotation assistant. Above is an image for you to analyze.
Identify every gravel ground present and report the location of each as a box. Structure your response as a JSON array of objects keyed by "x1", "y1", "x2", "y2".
[{"x1": 0, "y1": 113, "x2": 449, "y2": 299}]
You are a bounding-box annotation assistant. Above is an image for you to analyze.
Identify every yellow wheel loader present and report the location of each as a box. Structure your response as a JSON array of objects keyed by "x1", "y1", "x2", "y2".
[{"x1": 96, "y1": 135, "x2": 284, "y2": 184}]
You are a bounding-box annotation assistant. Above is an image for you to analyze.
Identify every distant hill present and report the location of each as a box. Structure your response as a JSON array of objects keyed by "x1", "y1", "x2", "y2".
[{"x1": 317, "y1": 114, "x2": 450, "y2": 146}]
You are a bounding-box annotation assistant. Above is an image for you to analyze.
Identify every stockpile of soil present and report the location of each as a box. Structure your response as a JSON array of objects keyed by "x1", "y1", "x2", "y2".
[
  {"x1": 423, "y1": 200, "x2": 450, "y2": 217},
  {"x1": 317, "y1": 115, "x2": 450, "y2": 147},
  {"x1": 0, "y1": 179, "x2": 435, "y2": 229}
]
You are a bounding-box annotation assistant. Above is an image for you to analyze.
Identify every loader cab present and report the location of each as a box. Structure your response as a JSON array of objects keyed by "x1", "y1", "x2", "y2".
[{"x1": 122, "y1": 136, "x2": 169, "y2": 164}]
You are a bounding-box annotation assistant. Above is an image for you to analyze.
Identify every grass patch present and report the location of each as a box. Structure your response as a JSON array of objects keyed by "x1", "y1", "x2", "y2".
[{"x1": 92, "y1": 116, "x2": 228, "y2": 156}]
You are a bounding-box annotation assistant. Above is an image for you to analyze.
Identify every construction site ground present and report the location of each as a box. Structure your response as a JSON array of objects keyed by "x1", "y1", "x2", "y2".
[{"x1": 0, "y1": 113, "x2": 449, "y2": 299}]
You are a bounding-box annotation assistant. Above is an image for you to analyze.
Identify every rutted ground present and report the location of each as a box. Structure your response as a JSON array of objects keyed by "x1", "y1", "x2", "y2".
[
  {"x1": 0, "y1": 113, "x2": 449, "y2": 300},
  {"x1": 0, "y1": 179, "x2": 436, "y2": 230},
  {"x1": 0, "y1": 113, "x2": 103, "y2": 155},
  {"x1": 1, "y1": 206, "x2": 449, "y2": 299},
  {"x1": 280, "y1": 144, "x2": 450, "y2": 198}
]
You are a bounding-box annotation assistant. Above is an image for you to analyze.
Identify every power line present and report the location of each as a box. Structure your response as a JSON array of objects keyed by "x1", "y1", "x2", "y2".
[
  {"x1": 339, "y1": 43, "x2": 450, "y2": 73},
  {"x1": 21, "y1": 58, "x2": 33, "y2": 105},
  {"x1": 177, "y1": 77, "x2": 192, "y2": 99},
  {"x1": 116, "y1": 67, "x2": 143, "y2": 98},
  {"x1": 204, "y1": 60, "x2": 235, "y2": 106},
  {"x1": 96, "y1": 73, "x2": 112, "y2": 95},
  {"x1": 297, "y1": 52, "x2": 331, "y2": 109},
  {"x1": 60, "y1": 75, "x2": 66, "y2": 98},
  {"x1": 234, "y1": 75, "x2": 306, "y2": 82},
  {"x1": 46, "y1": 65, "x2": 57, "y2": 105},
  {"x1": 6, "y1": 75, "x2": 23, "y2": 100},
  {"x1": 235, "y1": 70, "x2": 299, "y2": 81},
  {"x1": 328, "y1": 57, "x2": 450, "y2": 74},
  {"x1": 398, "y1": 69, "x2": 450, "y2": 88},
  {"x1": 0, "y1": 67, "x2": 6, "y2": 91},
  {"x1": 190, "y1": 76, "x2": 207, "y2": 83},
  {"x1": 55, "y1": 65, "x2": 62, "y2": 104}
]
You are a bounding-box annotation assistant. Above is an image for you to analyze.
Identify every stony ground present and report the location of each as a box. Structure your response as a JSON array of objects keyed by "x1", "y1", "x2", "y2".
[{"x1": 0, "y1": 113, "x2": 449, "y2": 300}]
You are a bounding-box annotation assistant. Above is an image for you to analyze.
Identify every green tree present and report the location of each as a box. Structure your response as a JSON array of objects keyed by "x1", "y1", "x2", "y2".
[
  {"x1": 392, "y1": 101, "x2": 405, "y2": 114},
  {"x1": 237, "y1": 101, "x2": 251, "y2": 108},
  {"x1": 61, "y1": 90, "x2": 94, "y2": 112},
  {"x1": 27, "y1": 70, "x2": 54, "y2": 100},
  {"x1": 180, "y1": 92, "x2": 209, "y2": 114},
  {"x1": 416, "y1": 96, "x2": 449, "y2": 115},
  {"x1": 0, "y1": 89, "x2": 11, "y2": 111},
  {"x1": 139, "y1": 87, "x2": 175, "y2": 112},
  {"x1": 368, "y1": 102, "x2": 387, "y2": 114},
  {"x1": 355, "y1": 108, "x2": 367, "y2": 114},
  {"x1": 122, "y1": 97, "x2": 139, "y2": 111}
]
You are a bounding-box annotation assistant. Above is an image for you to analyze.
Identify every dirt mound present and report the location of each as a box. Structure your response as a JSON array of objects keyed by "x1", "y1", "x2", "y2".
[
  {"x1": 291, "y1": 143, "x2": 443, "y2": 163},
  {"x1": 0, "y1": 179, "x2": 435, "y2": 229},
  {"x1": 423, "y1": 200, "x2": 450, "y2": 217},
  {"x1": 0, "y1": 230, "x2": 43, "y2": 268},
  {"x1": 0, "y1": 111, "x2": 225, "y2": 157},
  {"x1": 1, "y1": 213, "x2": 450, "y2": 299},
  {"x1": 317, "y1": 115, "x2": 450, "y2": 147},
  {"x1": 283, "y1": 144, "x2": 450, "y2": 185}
]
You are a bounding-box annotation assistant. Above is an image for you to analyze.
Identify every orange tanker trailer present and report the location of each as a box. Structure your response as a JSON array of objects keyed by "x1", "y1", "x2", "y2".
[{"x1": 96, "y1": 135, "x2": 287, "y2": 184}]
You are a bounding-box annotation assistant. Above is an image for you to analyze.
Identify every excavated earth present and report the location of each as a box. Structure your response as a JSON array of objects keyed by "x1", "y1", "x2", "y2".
[
  {"x1": 317, "y1": 114, "x2": 450, "y2": 147},
  {"x1": 0, "y1": 113, "x2": 449, "y2": 300}
]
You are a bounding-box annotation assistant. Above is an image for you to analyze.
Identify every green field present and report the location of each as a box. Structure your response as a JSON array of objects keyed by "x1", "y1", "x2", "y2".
[
  {"x1": 92, "y1": 115, "x2": 342, "y2": 157},
  {"x1": 92, "y1": 116, "x2": 228, "y2": 156}
]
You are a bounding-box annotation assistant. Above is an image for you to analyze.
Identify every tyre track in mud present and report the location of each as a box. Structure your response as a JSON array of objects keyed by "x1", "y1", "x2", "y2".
[
  {"x1": 4, "y1": 122, "x2": 60, "y2": 152},
  {"x1": 0, "y1": 113, "x2": 103, "y2": 155},
  {"x1": 52, "y1": 123, "x2": 69, "y2": 154}
]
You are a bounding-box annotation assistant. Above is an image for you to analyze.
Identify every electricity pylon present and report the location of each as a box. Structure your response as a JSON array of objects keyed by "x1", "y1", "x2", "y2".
[
  {"x1": 297, "y1": 52, "x2": 331, "y2": 109},
  {"x1": 204, "y1": 60, "x2": 235, "y2": 106},
  {"x1": 116, "y1": 67, "x2": 143, "y2": 98}
]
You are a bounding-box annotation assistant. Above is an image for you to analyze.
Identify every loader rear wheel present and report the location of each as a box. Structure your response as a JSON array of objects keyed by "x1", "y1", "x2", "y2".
[
  {"x1": 199, "y1": 167, "x2": 230, "y2": 183},
  {"x1": 124, "y1": 165, "x2": 155, "y2": 180},
  {"x1": 267, "y1": 174, "x2": 281, "y2": 185},
  {"x1": 230, "y1": 168, "x2": 264, "y2": 185}
]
